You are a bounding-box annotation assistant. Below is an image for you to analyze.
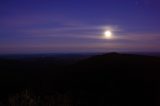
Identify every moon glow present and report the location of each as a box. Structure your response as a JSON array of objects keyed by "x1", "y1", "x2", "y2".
[{"x1": 104, "y1": 30, "x2": 112, "y2": 39}]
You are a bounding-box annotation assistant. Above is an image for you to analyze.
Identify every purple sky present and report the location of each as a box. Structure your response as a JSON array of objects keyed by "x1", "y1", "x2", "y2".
[{"x1": 0, "y1": 0, "x2": 160, "y2": 54}]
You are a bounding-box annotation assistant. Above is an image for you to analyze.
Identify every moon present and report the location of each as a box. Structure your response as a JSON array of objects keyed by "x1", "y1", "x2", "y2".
[{"x1": 104, "y1": 30, "x2": 112, "y2": 39}]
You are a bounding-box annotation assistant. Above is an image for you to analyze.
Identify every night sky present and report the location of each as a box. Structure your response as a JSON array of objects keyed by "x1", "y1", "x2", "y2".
[{"x1": 1, "y1": 0, "x2": 160, "y2": 54}]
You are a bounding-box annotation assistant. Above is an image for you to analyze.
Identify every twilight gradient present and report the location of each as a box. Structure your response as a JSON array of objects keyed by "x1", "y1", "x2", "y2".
[{"x1": 0, "y1": 0, "x2": 160, "y2": 54}]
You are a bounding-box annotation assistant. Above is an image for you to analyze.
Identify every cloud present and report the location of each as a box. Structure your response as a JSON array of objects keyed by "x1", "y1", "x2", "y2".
[
  {"x1": 114, "y1": 32, "x2": 160, "y2": 43},
  {"x1": 23, "y1": 26, "x2": 160, "y2": 46},
  {"x1": 16, "y1": 24, "x2": 120, "y2": 39},
  {"x1": 0, "y1": 11, "x2": 87, "y2": 29}
]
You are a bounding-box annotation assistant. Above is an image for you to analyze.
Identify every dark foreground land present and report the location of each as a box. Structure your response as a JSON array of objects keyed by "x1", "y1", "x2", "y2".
[{"x1": 0, "y1": 53, "x2": 160, "y2": 106}]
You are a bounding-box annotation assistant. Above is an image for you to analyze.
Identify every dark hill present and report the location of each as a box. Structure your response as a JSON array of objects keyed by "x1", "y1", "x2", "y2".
[
  {"x1": 68, "y1": 53, "x2": 160, "y2": 78},
  {"x1": 60, "y1": 53, "x2": 160, "y2": 106},
  {"x1": 74, "y1": 52, "x2": 160, "y2": 67},
  {"x1": 0, "y1": 53, "x2": 160, "y2": 105}
]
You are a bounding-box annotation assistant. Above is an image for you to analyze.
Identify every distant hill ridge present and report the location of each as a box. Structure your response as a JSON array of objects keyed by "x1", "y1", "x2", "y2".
[
  {"x1": 74, "y1": 52, "x2": 160, "y2": 65},
  {"x1": 67, "y1": 52, "x2": 160, "y2": 80}
]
